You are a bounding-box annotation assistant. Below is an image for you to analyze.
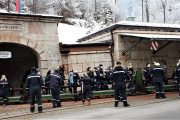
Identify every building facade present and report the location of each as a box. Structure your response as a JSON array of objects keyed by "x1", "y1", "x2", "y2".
[
  {"x1": 60, "y1": 43, "x2": 112, "y2": 78},
  {"x1": 0, "y1": 13, "x2": 63, "y2": 88},
  {"x1": 77, "y1": 21, "x2": 180, "y2": 78}
]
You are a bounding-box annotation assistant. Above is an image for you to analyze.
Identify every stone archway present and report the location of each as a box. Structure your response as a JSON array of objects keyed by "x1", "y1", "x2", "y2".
[
  {"x1": 0, "y1": 39, "x2": 43, "y2": 90},
  {"x1": 0, "y1": 38, "x2": 46, "y2": 67}
]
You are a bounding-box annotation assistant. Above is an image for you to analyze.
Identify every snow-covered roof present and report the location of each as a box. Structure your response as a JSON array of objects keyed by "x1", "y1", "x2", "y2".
[
  {"x1": 0, "y1": 11, "x2": 63, "y2": 19},
  {"x1": 116, "y1": 21, "x2": 180, "y2": 29},
  {"x1": 78, "y1": 21, "x2": 180, "y2": 42},
  {"x1": 58, "y1": 23, "x2": 88, "y2": 44},
  {"x1": 0, "y1": 12, "x2": 64, "y2": 23},
  {"x1": 120, "y1": 33, "x2": 180, "y2": 40}
]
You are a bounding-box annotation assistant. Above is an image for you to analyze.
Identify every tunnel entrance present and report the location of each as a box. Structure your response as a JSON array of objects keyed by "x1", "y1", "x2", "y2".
[{"x1": 0, "y1": 43, "x2": 38, "y2": 91}]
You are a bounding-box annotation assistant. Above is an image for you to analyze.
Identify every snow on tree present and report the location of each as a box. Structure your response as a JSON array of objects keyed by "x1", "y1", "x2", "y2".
[
  {"x1": 0, "y1": 0, "x2": 180, "y2": 31},
  {"x1": 123, "y1": 0, "x2": 180, "y2": 24},
  {"x1": 73, "y1": 0, "x2": 114, "y2": 33},
  {"x1": 0, "y1": 0, "x2": 16, "y2": 12}
]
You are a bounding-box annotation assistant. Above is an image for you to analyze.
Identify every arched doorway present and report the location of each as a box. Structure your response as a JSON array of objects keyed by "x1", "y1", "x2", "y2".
[{"x1": 0, "y1": 43, "x2": 39, "y2": 91}]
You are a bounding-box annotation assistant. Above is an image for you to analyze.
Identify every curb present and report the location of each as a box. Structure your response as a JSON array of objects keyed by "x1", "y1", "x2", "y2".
[{"x1": 0, "y1": 100, "x2": 115, "y2": 119}]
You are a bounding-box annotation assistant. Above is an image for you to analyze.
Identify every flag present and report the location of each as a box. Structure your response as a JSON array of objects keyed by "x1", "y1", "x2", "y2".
[
  {"x1": 16, "y1": 0, "x2": 20, "y2": 13},
  {"x1": 16, "y1": 0, "x2": 22, "y2": 13},
  {"x1": 150, "y1": 39, "x2": 159, "y2": 51},
  {"x1": 20, "y1": 0, "x2": 22, "y2": 13}
]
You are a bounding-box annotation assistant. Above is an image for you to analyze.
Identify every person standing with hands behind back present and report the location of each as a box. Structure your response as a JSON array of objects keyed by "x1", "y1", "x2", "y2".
[
  {"x1": 26, "y1": 67, "x2": 44, "y2": 113},
  {"x1": 45, "y1": 69, "x2": 62, "y2": 108},
  {"x1": 111, "y1": 61, "x2": 131, "y2": 107},
  {"x1": 151, "y1": 62, "x2": 166, "y2": 99}
]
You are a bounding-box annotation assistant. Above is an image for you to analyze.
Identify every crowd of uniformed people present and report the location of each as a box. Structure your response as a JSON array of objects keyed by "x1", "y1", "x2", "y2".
[{"x1": 1, "y1": 60, "x2": 180, "y2": 112}]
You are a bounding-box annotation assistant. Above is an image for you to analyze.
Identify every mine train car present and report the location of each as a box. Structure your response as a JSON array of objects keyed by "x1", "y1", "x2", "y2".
[{"x1": 0, "y1": 68, "x2": 178, "y2": 104}]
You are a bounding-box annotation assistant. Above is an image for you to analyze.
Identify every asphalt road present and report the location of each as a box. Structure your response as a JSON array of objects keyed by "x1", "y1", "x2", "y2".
[{"x1": 50, "y1": 99, "x2": 180, "y2": 120}]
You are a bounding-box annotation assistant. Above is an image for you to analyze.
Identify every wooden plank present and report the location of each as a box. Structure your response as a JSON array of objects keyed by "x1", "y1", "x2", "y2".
[
  {"x1": 0, "y1": 89, "x2": 130, "y2": 104},
  {"x1": 146, "y1": 84, "x2": 176, "y2": 92}
]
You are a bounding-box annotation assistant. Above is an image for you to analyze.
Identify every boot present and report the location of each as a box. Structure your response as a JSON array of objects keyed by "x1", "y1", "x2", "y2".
[
  {"x1": 114, "y1": 101, "x2": 118, "y2": 107},
  {"x1": 38, "y1": 106, "x2": 43, "y2": 113},
  {"x1": 52, "y1": 100, "x2": 56, "y2": 108},
  {"x1": 82, "y1": 99, "x2": 85, "y2": 105},
  {"x1": 155, "y1": 93, "x2": 160, "y2": 99},
  {"x1": 87, "y1": 99, "x2": 91, "y2": 106},
  {"x1": 4, "y1": 99, "x2": 8, "y2": 106},
  {"x1": 57, "y1": 101, "x2": 62, "y2": 107},
  {"x1": 130, "y1": 89, "x2": 135, "y2": 96},
  {"x1": 119, "y1": 96, "x2": 123, "y2": 102},
  {"x1": 74, "y1": 94, "x2": 78, "y2": 102},
  {"x1": 30, "y1": 106, "x2": 35, "y2": 113},
  {"x1": 123, "y1": 101, "x2": 130, "y2": 107},
  {"x1": 161, "y1": 93, "x2": 166, "y2": 99}
]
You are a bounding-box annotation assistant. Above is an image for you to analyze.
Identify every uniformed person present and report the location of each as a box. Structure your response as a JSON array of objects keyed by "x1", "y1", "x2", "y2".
[
  {"x1": 26, "y1": 67, "x2": 44, "y2": 113},
  {"x1": 93, "y1": 67, "x2": 99, "y2": 90},
  {"x1": 44, "y1": 70, "x2": 51, "y2": 94},
  {"x1": 58, "y1": 65, "x2": 65, "y2": 92},
  {"x1": 126, "y1": 63, "x2": 136, "y2": 95},
  {"x1": 104, "y1": 67, "x2": 114, "y2": 89},
  {"x1": 174, "y1": 60, "x2": 180, "y2": 96},
  {"x1": 143, "y1": 63, "x2": 153, "y2": 86},
  {"x1": 87, "y1": 67, "x2": 95, "y2": 90},
  {"x1": 111, "y1": 61, "x2": 131, "y2": 107},
  {"x1": 97, "y1": 64, "x2": 107, "y2": 90},
  {"x1": 0, "y1": 75, "x2": 11, "y2": 106},
  {"x1": 81, "y1": 73, "x2": 92, "y2": 105},
  {"x1": 151, "y1": 62, "x2": 166, "y2": 99},
  {"x1": 104, "y1": 67, "x2": 113, "y2": 84},
  {"x1": 45, "y1": 69, "x2": 62, "y2": 108},
  {"x1": 68, "y1": 70, "x2": 80, "y2": 102},
  {"x1": 58, "y1": 65, "x2": 65, "y2": 78}
]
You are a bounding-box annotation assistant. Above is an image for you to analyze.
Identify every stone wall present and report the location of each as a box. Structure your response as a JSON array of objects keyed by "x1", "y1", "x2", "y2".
[
  {"x1": 0, "y1": 18, "x2": 61, "y2": 76},
  {"x1": 114, "y1": 34, "x2": 180, "y2": 77},
  {"x1": 78, "y1": 25, "x2": 180, "y2": 79},
  {"x1": 62, "y1": 51, "x2": 112, "y2": 78}
]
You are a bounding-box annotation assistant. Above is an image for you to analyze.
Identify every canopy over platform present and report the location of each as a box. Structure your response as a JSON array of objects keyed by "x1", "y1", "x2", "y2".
[
  {"x1": 120, "y1": 33, "x2": 180, "y2": 41},
  {"x1": 120, "y1": 32, "x2": 180, "y2": 55}
]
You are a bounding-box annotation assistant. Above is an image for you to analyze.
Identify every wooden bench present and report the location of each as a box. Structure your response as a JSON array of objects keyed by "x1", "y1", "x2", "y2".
[
  {"x1": 10, "y1": 88, "x2": 23, "y2": 96},
  {"x1": 0, "y1": 96, "x2": 21, "y2": 103},
  {"x1": 145, "y1": 84, "x2": 177, "y2": 93},
  {"x1": 0, "y1": 89, "x2": 131, "y2": 104}
]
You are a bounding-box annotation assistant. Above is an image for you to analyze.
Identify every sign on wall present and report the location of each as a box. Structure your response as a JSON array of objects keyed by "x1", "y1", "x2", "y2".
[
  {"x1": 0, "y1": 23, "x2": 22, "y2": 31},
  {"x1": 0, "y1": 51, "x2": 12, "y2": 59}
]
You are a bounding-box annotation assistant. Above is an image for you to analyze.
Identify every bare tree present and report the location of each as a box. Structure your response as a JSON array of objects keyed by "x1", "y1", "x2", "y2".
[
  {"x1": 142, "y1": 0, "x2": 144, "y2": 22},
  {"x1": 94, "y1": 0, "x2": 97, "y2": 21},
  {"x1": 145, "y1": 0, "x2": 149, "y2": 22},
  {"x1": 0, "y1": 0, "x2": 16, "y2": 12}
]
